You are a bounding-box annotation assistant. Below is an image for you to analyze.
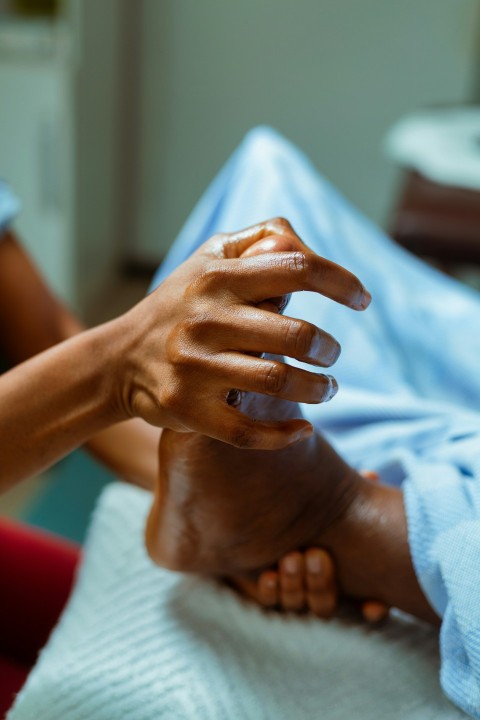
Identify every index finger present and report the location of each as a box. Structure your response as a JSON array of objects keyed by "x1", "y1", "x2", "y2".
[
  {"x1": 227, "y1": 251, "x2": 371, "y2": 311},
  {"x1": 200, "y1": 217, "x2": 304, "y2": 260}
]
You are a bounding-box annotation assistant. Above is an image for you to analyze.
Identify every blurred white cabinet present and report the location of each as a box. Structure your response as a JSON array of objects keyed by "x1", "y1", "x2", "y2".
[
  {"x1": 0, "y1": 20, "x2": 73, "y2": 301},
  {"x1": 0, "y1": 0, "x2": 124, "y2": 314}
]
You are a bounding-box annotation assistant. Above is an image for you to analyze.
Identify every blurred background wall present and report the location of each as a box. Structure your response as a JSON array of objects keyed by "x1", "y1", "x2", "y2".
[
  {"x1": 1, "y1": 0, "x2": 480, "y2": 304},
  {"x1": 133, "y1": 0, "x2": 480, "y2": 262}
]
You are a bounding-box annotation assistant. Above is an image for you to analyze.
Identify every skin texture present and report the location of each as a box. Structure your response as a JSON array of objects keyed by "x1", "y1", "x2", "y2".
[
  {"x1": 146, "y1": 389, "x2": 358, "y2": 576},
  {"x1": 146, "y1": 239, "x2": 437, "y2": 624},
  {"x1": 0, "y1": 219, "x2": 371, "y2": 490},
  {"x1": 146, "y1": 390, "x2": 437, "y2": 623},
  {"x1": 119, "y1": 218, "x2": 370, "y2": 449},
  {"x1": 241, "y1": 474, "x2": 390, "y2": 623},
  {"x1": 0, "y1": 231, "x2": 159, "y2": 490}
]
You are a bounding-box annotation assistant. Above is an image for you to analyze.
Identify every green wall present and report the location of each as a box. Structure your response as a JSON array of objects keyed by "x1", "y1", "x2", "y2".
[{"x1": 133, "y1": 0, "x2": 480, "y2": 260}]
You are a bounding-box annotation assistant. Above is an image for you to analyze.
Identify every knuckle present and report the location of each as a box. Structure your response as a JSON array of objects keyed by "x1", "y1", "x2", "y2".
[
  {"x1": 191, "y1": 261, "x2": 228, "y2": 294},
  {"x1": 185, "y1": 313, "x2": 216, "y2": 342},
  {"x1": 165, "y1": 327, "x2": 191, "y2": 367},
  {"x1": 209, "y1": 232, "x2": 227, "y2": 244},
  {"x1": 271, "y1": 216, "x2": 292, "y2": 232},
  {"x1": 282, "y1": 251, "x2": 307, "y2": 276},
  {"x1": 286, "y1": 320, "x2": 315, "y2": 358},
  {"x1": 204, "y1": 232, "x2": 231, "y2": 258},
  {"x1": 166, "y1": 314, "x2": 216, "y2": 365},
  {"x1": 230, "y1": 423, "x2": 257, "y2": 449},
  {"x1": 261, "y1": 361, "x2": 288, "y2": 395},
  {"x1": 159, "y1": 385, "x2": 180, "y2": 412}
]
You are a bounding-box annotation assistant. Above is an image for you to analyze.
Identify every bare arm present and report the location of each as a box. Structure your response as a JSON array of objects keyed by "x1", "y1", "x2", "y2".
[
  {"x1": 0, "y1": 231, "x2": 159, "y2": 489},
  {"x1": 0, "y1": 321, "x2": 123, "y2": 491}
]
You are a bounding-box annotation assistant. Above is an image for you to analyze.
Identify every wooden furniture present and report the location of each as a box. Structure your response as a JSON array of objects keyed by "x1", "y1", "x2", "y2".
[{"x1": 390, "y1": 170, "x2": 480, "y2": 267}]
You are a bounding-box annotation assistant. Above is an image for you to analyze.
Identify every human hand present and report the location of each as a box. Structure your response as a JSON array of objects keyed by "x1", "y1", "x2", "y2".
[
  {"x1": 233, "y1": 548, "x2": 389, "y2": 623},
  {"x1": 113, "y1": 218, "x2": 370, "y2": 450}
]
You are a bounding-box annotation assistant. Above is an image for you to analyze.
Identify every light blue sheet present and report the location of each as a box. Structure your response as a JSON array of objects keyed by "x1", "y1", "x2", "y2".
[{"x1": 151, "y1": 127, "x2": 480, "y2": 718}]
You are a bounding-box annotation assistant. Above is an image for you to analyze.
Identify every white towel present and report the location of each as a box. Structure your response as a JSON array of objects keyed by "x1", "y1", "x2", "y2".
[
  {"x1": 9, "y1": 483, "x2": 466, "y2": 720},
  {"x1": 384, "y1": 107, "x2": 480, "y2": 191}
]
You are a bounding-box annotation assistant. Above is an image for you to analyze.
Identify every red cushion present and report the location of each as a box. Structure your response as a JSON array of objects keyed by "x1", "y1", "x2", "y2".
[
  {"x1": 0, "y1": 518, "x2": 81, "y2": 667},
  {"x1": 0, "y1": 654, "x2": 30, "y2": 717}
]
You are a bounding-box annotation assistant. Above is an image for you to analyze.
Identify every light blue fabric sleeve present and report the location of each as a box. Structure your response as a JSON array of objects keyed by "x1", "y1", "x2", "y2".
[
  {"x1": 0, "y1": 179, "x2": 20, "y2": 236},
  {"x1": 150, "y1": 126, "x2": 480, "y2": 718},
  {"x1": 404, "y1": 444, "x2": 480, "y2": 718}
]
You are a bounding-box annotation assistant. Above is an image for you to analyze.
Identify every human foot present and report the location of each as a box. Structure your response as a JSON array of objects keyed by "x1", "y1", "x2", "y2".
[
  {"x1": 146, "y1": 403, "x2": 359, "y2": 577},
  {"x1": 233, "y1": 472, "x2": 390, "y2": 623}
]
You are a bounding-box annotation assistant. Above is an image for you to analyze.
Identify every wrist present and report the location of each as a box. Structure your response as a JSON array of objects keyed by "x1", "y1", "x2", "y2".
[{"x1": 85, "y1": 319, "x2": 132, "y2": 425}]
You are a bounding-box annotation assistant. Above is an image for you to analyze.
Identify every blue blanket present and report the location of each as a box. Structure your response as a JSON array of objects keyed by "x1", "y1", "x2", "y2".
[{"x1": 151, "y1": 126, "x2": 480, "y2": 718}]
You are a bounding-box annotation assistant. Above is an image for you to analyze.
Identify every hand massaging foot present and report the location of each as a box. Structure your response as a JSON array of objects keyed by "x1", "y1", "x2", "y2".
[{"x1": 145, "y1": 237, "x2": 362, "y2": 578}]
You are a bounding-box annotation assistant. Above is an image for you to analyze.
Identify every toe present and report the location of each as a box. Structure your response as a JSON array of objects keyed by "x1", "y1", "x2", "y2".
[
  {"x1": 305, "y1": 548, "x2": 338, "y2": 617},
  {"x1": 307, "y1": 590, "x2": 337, "y2": 619},
  {"x1": 305, "y1": 548, "x2": 334, "y2": 592},
  {"x1": 362, "y1": 600, "x2": 389, "y2": 623},
  {"x1": 361, "y1": 470, "x2": 380, "y2": 482},
  {"x1": 280, "y1": 552, "x2": 305, "y2": 611},
  {"x1": 258, "y1": 570, "x2": 279, "y2": 607}
]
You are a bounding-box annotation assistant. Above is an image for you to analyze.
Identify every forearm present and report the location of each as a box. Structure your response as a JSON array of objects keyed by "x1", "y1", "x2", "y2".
[
  {"x1": 86, "y1": 420, "x2": 160, "y2": 490},
  {"x1": 321, "y1": 478, "x2": 439, "y2": 624},
  {"x1": 0, "y1": 231, "x2": 159, "y2": 487},
  {"x1": 0, "y1": 231, "x2": 82, "y2": 363},
  {"x1": 0, "y1": 323, "x2": 122, "y2": 491}
]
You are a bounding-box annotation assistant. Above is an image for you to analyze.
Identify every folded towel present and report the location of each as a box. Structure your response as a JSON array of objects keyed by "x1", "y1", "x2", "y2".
[{"x1": 8, "y1": 483, "x2": 466, "y2": 719}]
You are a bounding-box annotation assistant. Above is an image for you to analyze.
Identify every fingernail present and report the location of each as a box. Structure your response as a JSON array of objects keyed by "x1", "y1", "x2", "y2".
[
  {"x1": 328, "y1": 342, "x2": 342, "y2": 366},
  {"x1": 308, "y1": 333, "x2": 341, "y2": 367},
  {"x1": 294, "y1": 425, "x2": 314, "y2": 443},
  {"x1": 284, "y1": 556, "x2": 299, "y2": 575},
  {"x1": 307, "y1": 553, "x2": 324, "y2": 575},
  {"x1": 361, "y1": 288, "x2": 372, "y2": 309},
  {"x1": 324, "y1": 375, "x2": 338, "y2": 402}
]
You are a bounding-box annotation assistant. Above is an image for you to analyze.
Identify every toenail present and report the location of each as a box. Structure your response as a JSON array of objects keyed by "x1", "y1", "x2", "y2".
[
  {"x1": 284, "y1": 556, "x2": 299, "y2": 574},
  {"x1": 307, "y1": 554, "x2": 323, "y2": 574}
]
